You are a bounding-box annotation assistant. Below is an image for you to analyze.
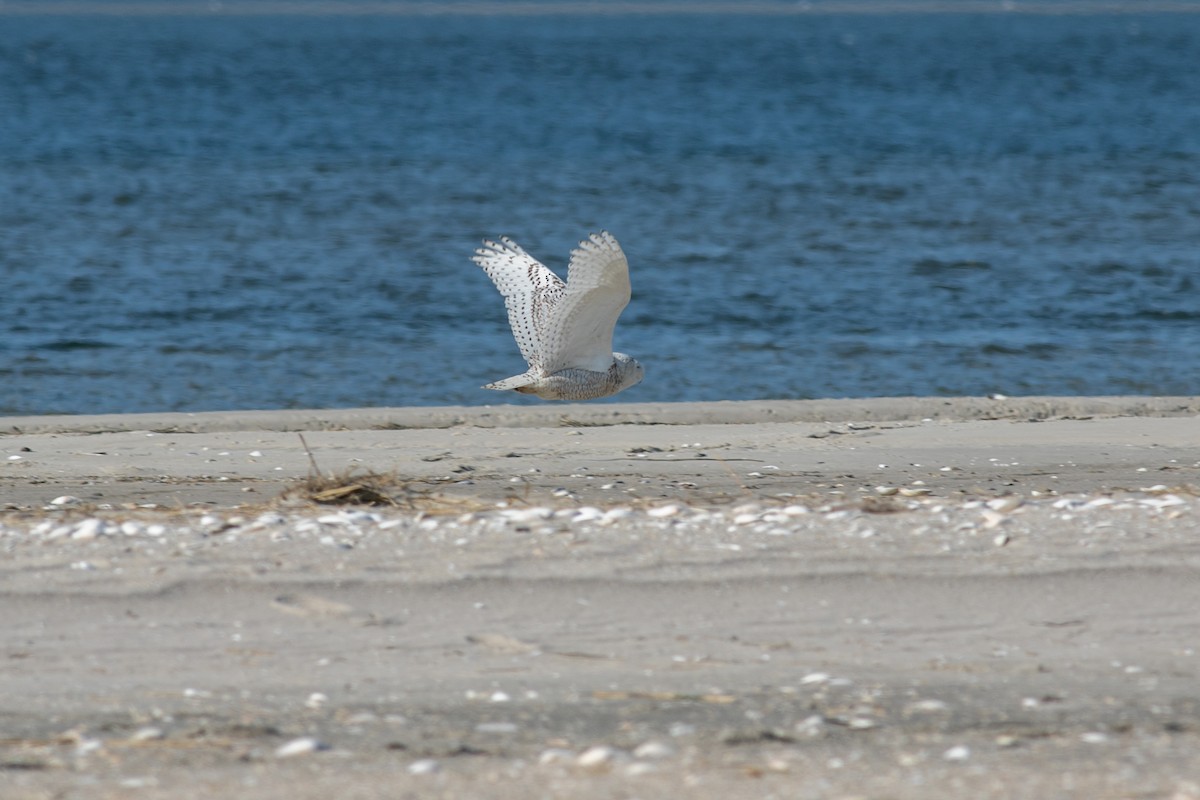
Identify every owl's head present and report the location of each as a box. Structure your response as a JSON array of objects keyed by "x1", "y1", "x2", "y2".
[{"x1": 612, "y1": 352, "x2": 644, "y2": 391}]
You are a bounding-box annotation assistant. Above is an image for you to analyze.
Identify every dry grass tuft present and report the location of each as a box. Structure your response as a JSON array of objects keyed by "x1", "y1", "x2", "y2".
[
  {"x1": 299, "y1": 469, "x2": 403, "y2": 506},
  {"x1": 285, "y1": 433, "x2": 412, "y2": 507}
]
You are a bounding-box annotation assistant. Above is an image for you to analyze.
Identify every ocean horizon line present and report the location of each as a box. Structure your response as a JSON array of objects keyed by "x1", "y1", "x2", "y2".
[{"x1": 3, "y1": 1, "x2": 1199, "y2": 16}]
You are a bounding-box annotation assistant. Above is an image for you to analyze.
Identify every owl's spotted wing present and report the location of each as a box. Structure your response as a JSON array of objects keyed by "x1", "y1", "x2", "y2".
[
  {"x1": 540, "y1": 231, "x2": 631, "y2": 374},
  {"x1": 472, "y1": 236, "x2": 565, "y2": 372}
]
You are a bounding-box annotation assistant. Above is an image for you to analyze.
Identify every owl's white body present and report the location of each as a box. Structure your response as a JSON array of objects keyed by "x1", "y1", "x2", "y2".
[{"x1": 473, "y1": 231, "x2": 644, "y2": 401}]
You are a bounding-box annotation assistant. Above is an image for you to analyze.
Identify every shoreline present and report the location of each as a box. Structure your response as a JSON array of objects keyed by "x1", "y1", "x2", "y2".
[
  {"x1": 2, "y1": 396, "x2": 1198, "y2": 510},
  {"x1": 5, "y1": 395, "x2": 1200, "y2": 435}
]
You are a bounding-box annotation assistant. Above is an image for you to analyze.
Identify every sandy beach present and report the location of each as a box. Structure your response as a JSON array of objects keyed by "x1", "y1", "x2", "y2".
[{"x1": 3, "y1": 396, "x2": 1200, "y2": 799}]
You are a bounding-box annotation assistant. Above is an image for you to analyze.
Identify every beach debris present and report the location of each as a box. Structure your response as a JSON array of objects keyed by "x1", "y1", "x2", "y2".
[
  {"x1": 942, "y1": 744, "x2": 971, "y2": 761},
  {"x1": 987, "y1": 495, "x2": 1023, "y2": 513},
  {"x1": 576, "y1": 745, "x2": 621, "y2": 769},
  {"x1": 647, "y1": 504, "x2": 682, "y2": 518},
  {"x1": 905, "y1": 698, "x2": 949, "y2": 714},
  {"x1": 129, "y1": 726, "x2": 165, "y2": 742},
  {"x1": 71, "y1": 518, "x2": 107, "y2": 540},
  {"x1": 980, "y1": 510, "x2": 1008, "y2": 529},
  {"x1": 538, "y1": 747, "x2": 574, "y2": 765},
  {"x1": 624, "y1": 761, "x2": 658, "y2": 777},
  {"x1": 407, "y1": 758, "x2": 441, "y2": 775},
  {"x1": 274, "y1": 737, "x2": 328, "y2": 758},
  {"x1": 633, "y1": 740, "x2": 675, "y2": 760},
  {"x1": 668, "y1": 722, "x2": 697, "y2": 737}
]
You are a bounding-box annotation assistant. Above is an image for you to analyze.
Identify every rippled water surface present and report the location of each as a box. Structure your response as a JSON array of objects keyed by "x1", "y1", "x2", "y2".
[{"x1": 3, "y1": 9, "x2": 1199, "y2": 414}]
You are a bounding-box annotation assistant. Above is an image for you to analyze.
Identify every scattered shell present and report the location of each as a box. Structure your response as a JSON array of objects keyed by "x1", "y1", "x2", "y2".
[
  {"x1": 906, "y1": 699, "x2": 949, "y2": 713},
  {"x1": 71, "y1": 519, "x2": 106, "y2": 541},
  {"x1": 624, "y1": 761, "x2": 658, "y2": 777},
  {"x1": 50, "y1": 495, "x2": 83, "y2": 507},
  {"x1": 942, "y1": 745, "x2": 971, "y2": 761},
  {"x1": 987, "y1": 496, "x2": 1023, "y2": 513},
  {"x1": 668, "y1": 722, "x2": 696, "y2": 737},
  {"x1": 538, "y1": 748, "x2": 574, "y2": 766},
  {"x1": 407, "y1": 758, "x2": 440, "y2": 775},
  {"x1": 74, "y1": 738, "x2": 103, "y2": 756},
  {"x1": 647, "y1": 504, "x2": 682, "y2": 518},
  {"x1": 795, "y1": 715, "x2": 825, "y2": 736},
  {"x1": 274, "y1": 737, "x2": 327, "y2": 758},
  {"x1": 600, "y1": 507, "x2": 632, "y2": 524},
  {"x1": 632, "y1": 740, "x2": 675, "y2": 760},
  {"x1": 129, "y1": 726, "x2": 165, "y2": 741},
  {"x1": 576, "y1": 745, "x2": 619, "y2": 769},
  {"x1": 980, "y1": 510, "x2": 1008, "y2": 529}
]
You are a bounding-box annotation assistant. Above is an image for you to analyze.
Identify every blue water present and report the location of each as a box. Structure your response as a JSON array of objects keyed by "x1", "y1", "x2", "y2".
[{"x1": 3, "y1": 9, "x2": 1200, "y2": 414}]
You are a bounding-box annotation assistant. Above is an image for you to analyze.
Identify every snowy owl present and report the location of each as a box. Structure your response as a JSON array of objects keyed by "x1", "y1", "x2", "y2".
[{"x1": 473, "y1": 230, "x2": 644, "y2": 401}]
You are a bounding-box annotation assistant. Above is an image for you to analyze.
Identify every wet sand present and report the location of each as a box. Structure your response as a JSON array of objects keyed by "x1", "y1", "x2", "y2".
[{"x1": 2, "y1": 397, "x2": 1200, "y2": 799}]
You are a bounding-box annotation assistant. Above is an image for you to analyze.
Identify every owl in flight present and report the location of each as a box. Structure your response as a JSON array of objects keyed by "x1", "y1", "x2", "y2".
[{"x1": 473, "y1": 230, "x2": 644, "y2": 401}]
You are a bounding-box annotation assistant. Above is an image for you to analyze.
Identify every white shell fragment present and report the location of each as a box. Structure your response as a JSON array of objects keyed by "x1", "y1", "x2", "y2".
[
  {"x1": 274, "y1": 737, "x2": 328, "y2": 758},
  {"x1": 632, "y1": 740, "x2": 675, "y2": 760},
  {"x1": 407, "y1": 758, "x2": 441, "y2": 775},
  {"x1": 942, "y1": 745, "x2": 971, "y2": 761},
  {"x1": 576, "y1": 745, "x2": 620, "y2": 769},
  {"x1": 987, "y1": 496, "x2": 1023, "y2": 513}
]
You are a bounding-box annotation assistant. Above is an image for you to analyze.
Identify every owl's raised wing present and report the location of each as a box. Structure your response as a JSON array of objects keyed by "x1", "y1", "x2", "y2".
[
  {"x1": 540, "y1": 231, "x2": 631, "y2": 374},
  {"x1": 473, "y1": 236, "x2": 566, "y2": 371}
]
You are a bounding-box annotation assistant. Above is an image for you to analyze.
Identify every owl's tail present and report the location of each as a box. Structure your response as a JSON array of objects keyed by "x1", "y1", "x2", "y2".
[{"x1": 483, "y1": 371, "x2": 539, "y2": 392}]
